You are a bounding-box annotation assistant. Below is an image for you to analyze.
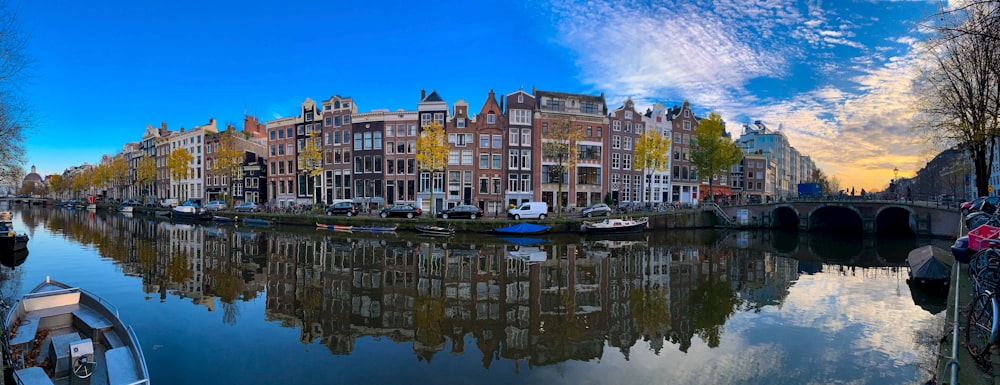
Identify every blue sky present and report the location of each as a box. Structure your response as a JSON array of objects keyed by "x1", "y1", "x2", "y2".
[{"x1": 17, "y1": 0, "x2": 945, "y2": 190}]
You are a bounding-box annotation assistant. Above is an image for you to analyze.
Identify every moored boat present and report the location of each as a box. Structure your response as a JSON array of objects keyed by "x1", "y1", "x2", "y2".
[
  {"x1": 172, "y1": 204, "x2": 210, "y2": 221},
  {"x1": 316, "y1": 223, "x2": 353, "y2": 231},
  {"x1": 415, "y1": 225, "x2": 455, "y2": 236},
  {"x1": 906, "y1": 245, "x2": 952, "y2": 295},
  {"x1": 117, "y1": 205, "x2": 134, "y2": 213},
  {"x1": 581, "y1": 216, "x2": 649, "y2": 234},
  {"x1": 352, "y1": 224, "x2": 398, "y2": 232},
  {"x1": 1, "y1": 277, "x2": 150, "y2": 385},
  {"x1": 0, "y1": 221, "x2": 28, "y2": 252},
  {"x1": 241, "y1": 217, "x2": 273, "y2": 226},
  {"x1": 493, "y1": 223, "x2": 552, "y2": 235},
  {"x1": 212, "y1": 215, "x2": 235, "y2": 222}
]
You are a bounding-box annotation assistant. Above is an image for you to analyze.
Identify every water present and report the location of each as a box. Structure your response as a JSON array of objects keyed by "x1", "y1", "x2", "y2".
[{"x1": 1, "y1": 206, "x2": 948, "y2": 384}]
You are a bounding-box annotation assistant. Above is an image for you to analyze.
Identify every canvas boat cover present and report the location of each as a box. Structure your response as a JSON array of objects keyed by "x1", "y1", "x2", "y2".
[{"x1": 907, "y1": 245, "x2": 953, "y2": 281}]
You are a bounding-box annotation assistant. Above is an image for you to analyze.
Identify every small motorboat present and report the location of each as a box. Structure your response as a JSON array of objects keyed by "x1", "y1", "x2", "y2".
[
  {"x1": 581, "y1": 217, "x2": 649, "y2": 234},
  {"x1": 172, "y1": 204, "x2": 210, "y2": 221},
  {"x1": 117, "y1": 205, "x2": 134, "y2": 213},
  {"x1": 316, "y1": 223, "x2": 353, "y2": 231},
  {"x1": 352, "y1": 225, "x2": 398, "y2": 232},
  {"x1": 493, "y1": 223, "x2": 552, "y2": 235},
  {"x1": 0, "y1": 248, "x2": 28, "y2": 269},
  {"x1": 241, "y1": 217, "x2": 273, "y2": 226},
  {"x1": 0, "y1": 221, "x2": 28, "y2": 252},
  {"x1": 906, "y1": 245, "x2": 952, "y2": 295},
  {"x1": 212, "y1": 215, "x2": 235, "y2": 223},
  {"x1": 415, "y1": 225, "x2": 455, "y2": 236},
  {"x1": 1, "y1": 277, "x2": 150, "y2": 385}
]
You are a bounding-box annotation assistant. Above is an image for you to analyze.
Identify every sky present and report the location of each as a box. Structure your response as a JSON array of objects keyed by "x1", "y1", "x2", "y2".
[{"x1": 15, "y1": 0, "x2": 949, "y2": 191}]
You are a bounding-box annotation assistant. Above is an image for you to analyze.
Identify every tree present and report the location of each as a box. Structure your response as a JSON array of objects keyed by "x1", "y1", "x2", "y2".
[
  {"x1": 48, "y1": 174, "x2": 66, "y2": 198},
  {"x1": 297, "y1": 131, "x2": 323, "y2": 205},
  {"x1": 635, "y1": 129, "x2": 671, "y2": 203},
  {"x1": 0, "y1": 1, "x2": 31, "y2": 188},
  {"x1": 919, "y1": 1, "x2": 1000, "y2": 197},
  {"x1": 542, "y1": 119, "x2": 582, "y2": 216},
  {"x1": 109, "y1": 155, "x2": 128, "y2": 200},
  {"x1": 211, "y1": 133, "x2": 246, "y2": 206},
  {"x1": 690, "y1": 112, "x2": 742, "y2": 201},
  {"x1": 416, "y1": 121, "x2": 448, "y2": 214},
  {"x1": 136, "y1": 156, "x2": 156, "y2": 201},
  {"x1": 167, "y1": 148, "x2": 193, "y2": 200}
]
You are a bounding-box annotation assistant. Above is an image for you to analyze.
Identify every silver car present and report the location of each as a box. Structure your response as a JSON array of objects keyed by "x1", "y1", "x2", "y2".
[{"x1": 580, "y1": 203, "x2": 612, "y2": 217}]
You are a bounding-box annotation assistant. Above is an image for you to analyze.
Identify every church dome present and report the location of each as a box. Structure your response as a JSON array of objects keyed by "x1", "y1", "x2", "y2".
[{"x1": 23, "y1": 165, "x2": 41, "y2": 184}]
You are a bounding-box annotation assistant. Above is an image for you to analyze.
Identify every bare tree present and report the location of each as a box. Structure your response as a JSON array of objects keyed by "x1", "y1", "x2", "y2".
[
  {"x1": 0, "y1": 1, "x2": 32, "y2": 186},
  {"x1": 919, "y1": 0, "x2": 1000, "y2": 197}
]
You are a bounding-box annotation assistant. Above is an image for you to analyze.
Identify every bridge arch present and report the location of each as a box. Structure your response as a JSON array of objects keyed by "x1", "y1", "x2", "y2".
[
  {"x1": 770, "y1": 204, "x2": 800, "y2": 230},
  {"x1": 807, "y1": 205, "x2": 864, "y2": 233},
  {"x1": 874, "y1": 205, "x2": 916, "y2": 235}
]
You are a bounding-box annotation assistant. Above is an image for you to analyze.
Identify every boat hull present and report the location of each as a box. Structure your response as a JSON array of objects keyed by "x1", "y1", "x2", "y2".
[
  {"x1": 415, "y1": 225, "x2": 455, "y2": 236},
  {"x1": 582, "y1": 218, "x2": 649, "y2": 234}
]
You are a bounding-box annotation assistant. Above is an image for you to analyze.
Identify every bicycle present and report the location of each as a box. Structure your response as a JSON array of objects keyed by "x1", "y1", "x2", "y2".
[{"x1": 966, "y1": 239, "x2": 1000, "y2": 371}]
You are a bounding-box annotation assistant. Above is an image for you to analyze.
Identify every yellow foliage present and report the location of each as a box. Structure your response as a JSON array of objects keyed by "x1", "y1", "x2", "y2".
[
  {"x1": 167, "y1": 148, "x2": 194, "y2": 181},
  {"x1": 297, "y1": 131, "x2": 323, "y2": 178},
  {"x1": 211, "y1": 133, "x2": 247, "y2": 204},
  {"x1": 635, "y1": 129, "x2": 671, "y2": 173},
  {"x1": 415, "y1": 121, "x2": 449, "y2": 172},
  {"x1": 136, "y1": 157, "x2": 156, "y2": 191}
]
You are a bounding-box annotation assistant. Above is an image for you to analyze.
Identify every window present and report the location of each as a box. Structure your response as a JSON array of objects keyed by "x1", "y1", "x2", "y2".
[
  {"x1": 626, "y1": 121, "x2": 632, "y2": 133},
  {"x1": 434, "y1": 113, "x2": 444, "y2": 126},
  {"x1": 397, "y1": 142, "x2": 406, "y2": 154},
  {"x1": 386, "y1": 125, "x2": 394, "y2": 137},
  {"x1": 325, "y1": 132, "x2": 332, "y2": 145},
  {"x1": 421, "y1": 113, "x2": 431, "y2": 127},
  {"x1": 492, "y1": 154, "x2": 502, "y2": 169},
  {"x1": 579, "y1": 145, "x2": 601, "y2": 161},
  {"x1": 508, "y1": 174, "x2": 518, "y2": 191},
  {"x1": 364, "y1": 132, "x2": 372, "y2": 150},
  {"x1": 269, "y1": 145, "x2": 276, "y2": 156},
  {"x1": 521, "y1": 130, "x2": 530, "y2": 146},
  {"x1": 577, "y1": 167, "x2": 601, "y2": 185},
  {"x1": 374, "y1": 131, "x2": 382, "y2": 150},
  {"x1": 520, "y1": 150, "x2": 530, "y2": 170},
  {"x1": 480, "y1": 134, "x2": 490, "y2": 148},
  {"x1": 683, "y1": 121, "x2": 691, "y2": 130},
  {"x1": 457, "y1": 118, "x2": 466, "y2": 128},
  {"x1": 487, "y1": 113, "x2": 496, "y2": 124},
  {"x1": 580, "y1": 102, "x2": 599, "y2": 114},
  {"x1": 510, "y1": 109, "x2": 531, "y2": 125},
  {"x1": 344, "y1": 115, "x2": 351, "y2": 124},
  {"x1": 479, "y1": 154, "x2": 489, "y2": 169},
  {"x1": 408, "y1": 124, "x2": 416, "y2": 136},
  {"x1": 586, "y1": 126, "x2": 593, "y2": 137},
  {"x1": 509, "y1": 129, "x2": 519, "y2": 146},
  {"x1": 623, "y1": 154, "x2": 632, "y2": 170},
  {"x1": 386, "y1": 142, "x2": 394, "y2": 154},
  {"x1": 297, "y1": 125, "x2": 305, "y2": 135},
  {"x1": 396, "y1": 124, "x2": 405, "y2": 137},
  {"x1": 386, "y1": 158, "x2": 395, "y2": 174},
  {"x1": 624, "y1": 137, "x2": 632, "y2": 150},
  {"x1": 612, "y1": 153, "x2": 621, "y2": 169},
  {"x1": 354, "y1": 133, "x2": 362, "y2": 150},
  {"x1": 518, "y1": 93, "x2": 524, "y2": 103},
  {"x1": 449, "y1": 151, "x2": 459, "y2": 165},
  {"x1": 613, "y1": 120, "x2": 621, "y2": 131},
  {"x1": 612, "y1": 135, "x2": 621, "y2": 149},
  {"x1": 597, "y1": 127, "x2": 602, "y2": 137},
  {"x1": 492, "y1": 135, "x2": 502, "y2": 149},
  {"x1": 354, "y1": 156, "x2": 363, "y2": 173},
  {"x1": 461, "y1": 150, "x2": 473, "y2": 165},
  {"x1": 542, "y1": 123, "x2": 548, "y2": 134},
  {"x1": 520, "y1": 175, "x2": 530, "y2": 192},
  {"x1": 480, "y1": 178, "x2": 489, "y2": 194},
  {"x1": 374, "y1": 155, "x2": 382, "y2": 173},
  {"x1": 509, "y1": 150, "x2": 519, "y2": 169},
  {"x1": 493, "y1": 178, "x2": 501, "y2": 194},
  {"x1": 625, "y1": 110, "x2": 633, "y2": 120},
  {"x1": 270, "y1": 130, "x2": 276, "y2": 140}
]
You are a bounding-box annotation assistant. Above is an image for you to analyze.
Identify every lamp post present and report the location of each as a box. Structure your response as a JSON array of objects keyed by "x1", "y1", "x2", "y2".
[{"x1": 893, "y1": 167, "x2": 899, "y2": 201}]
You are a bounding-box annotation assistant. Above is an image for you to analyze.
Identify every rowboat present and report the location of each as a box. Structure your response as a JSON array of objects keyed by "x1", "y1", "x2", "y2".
[
  {"x1": 1, "y1": 277, "x2": 150, "y2": 385},
  {"x1": 493, "y1": 223, "x2": 552, "y2": 235},
  {"x1": 581, "y1": 216, "x2": 649, "y2": 234},
  {"x1": 316, "y1": 223, "x2": 354, "y2": 231},
  {"x1": 415, "y1": 225, "x2": 455, "y2": 236}
]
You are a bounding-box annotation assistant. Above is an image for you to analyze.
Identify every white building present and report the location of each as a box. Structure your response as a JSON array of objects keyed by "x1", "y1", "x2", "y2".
[
  {"x1": 642, "y1": 102, "x2": 672, "y2": 204},
  {"x1": 169, "y1": 118, "x2": 218, "y2": 203}
]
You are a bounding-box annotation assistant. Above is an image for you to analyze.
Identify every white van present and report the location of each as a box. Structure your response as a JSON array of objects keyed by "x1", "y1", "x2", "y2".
[{"x1": 507, "y1": 201, "x2": 548, "y2": 220}]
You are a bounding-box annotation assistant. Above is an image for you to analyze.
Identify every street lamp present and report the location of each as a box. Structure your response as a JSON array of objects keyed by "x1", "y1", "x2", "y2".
[{"x1": 893, "y1": 167, "x2": 899, "y2": 201}]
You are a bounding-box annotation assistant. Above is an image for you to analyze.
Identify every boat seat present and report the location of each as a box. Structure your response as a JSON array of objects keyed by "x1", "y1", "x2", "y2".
[
  {"x1": 106, "y1": 347, "x2": 140, "y2": 385},
  {"x1": 9, "y1": 315, "x2": 40, "y2": 346},
  {"x1": 14, "y1": 367, "x2": 54, "y2": 385},
  {"x1": 48, "y1": 332, "x2": 82, "y2": 378},
  {"x1": 72, "y1": 307, "x2": 113, "y2": 330}
]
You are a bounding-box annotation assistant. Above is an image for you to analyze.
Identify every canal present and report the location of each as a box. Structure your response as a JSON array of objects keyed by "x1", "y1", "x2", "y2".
[{"x1": 1, "y1": 205, "x2": 949, "y2": 384}]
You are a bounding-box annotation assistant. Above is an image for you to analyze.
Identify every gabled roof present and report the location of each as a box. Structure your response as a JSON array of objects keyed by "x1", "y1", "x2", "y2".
[{"x1": 422, "y1": 90, "x2": 444, "y2": 102}]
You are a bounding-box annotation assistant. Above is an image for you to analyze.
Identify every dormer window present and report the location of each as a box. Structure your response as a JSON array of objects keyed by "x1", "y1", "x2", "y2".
[
  {"x1": 518, "y1": 94, "x2": 523, "y2": 103},
  {"x1": 306, "y1": 112, "x2": 313, "y2": 121},
  {"x1": 457, "y1": 118, "x2": 466, "y2": 128},
  {"x1": 487, "y1": 114, "x2": 496, "y2": 124}
]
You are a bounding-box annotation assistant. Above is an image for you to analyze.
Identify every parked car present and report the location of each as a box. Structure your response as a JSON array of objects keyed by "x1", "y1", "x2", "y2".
[
  {"x1": 507, "y1": 201, "x2": 548, "y2": 220},
  {"x1": 438, "y1": 205, "x2": 484, "y2": 219},
  {"x1": 961, "y1": 197, "x2": 986, "y2": 216},
  {"x1": 380, "y1": 204, "x2": 422, "y2": 219},
  {"x1": 234, "y1": 202, "x2": 259, "y2": 213},
  {"x1": 204, "y1": 200, "x2": 227, "y2": 211},
  {"x1": 580, "y1": 203, "x2": 612, "y2": 218},
  {"x1": 326, "y1": 201, "x2": 359, "y2": 216}
]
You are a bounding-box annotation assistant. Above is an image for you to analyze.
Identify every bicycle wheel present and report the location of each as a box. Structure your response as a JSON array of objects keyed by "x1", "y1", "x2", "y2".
[{"x1": 967, "y1": 291, "x2": 999, "y2": 370}]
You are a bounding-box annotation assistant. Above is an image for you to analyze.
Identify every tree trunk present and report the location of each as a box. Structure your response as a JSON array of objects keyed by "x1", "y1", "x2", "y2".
[
  {"x1": 973, "y1": 142, "x2": 991, "y2": 197},
  {"x1": 429, "y1": 171, "x2": 435, "y2": 215}
]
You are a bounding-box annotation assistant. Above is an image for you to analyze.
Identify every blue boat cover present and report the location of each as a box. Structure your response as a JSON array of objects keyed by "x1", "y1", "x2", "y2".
[
  {"x1": 498, "y1": 237, "x2": 548, "y2": 246},
  {"x1": 494, "y1": 223, "x2": 551, "y2": 234}
]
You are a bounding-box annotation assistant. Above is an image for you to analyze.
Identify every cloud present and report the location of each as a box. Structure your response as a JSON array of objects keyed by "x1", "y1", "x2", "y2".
[{"x1": 540, "y1": 0, "x2": 935, "y2": 190}]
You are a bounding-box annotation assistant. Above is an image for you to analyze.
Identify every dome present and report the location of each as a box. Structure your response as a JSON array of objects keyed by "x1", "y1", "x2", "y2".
[{"x1": 23, "y1": 165, "x2": 41, "y2": 183}]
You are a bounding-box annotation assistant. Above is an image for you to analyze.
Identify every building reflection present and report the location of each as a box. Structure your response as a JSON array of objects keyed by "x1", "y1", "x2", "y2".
[{"x1": 38, "y1": 209, "x2": 909, "y2": 370}]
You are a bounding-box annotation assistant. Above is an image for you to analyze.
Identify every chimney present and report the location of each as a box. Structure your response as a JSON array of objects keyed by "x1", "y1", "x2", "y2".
[
  {"x1": 161, "y1": 121, "x2": 167, "y2": 131},
  {"x1": 421, "y1": 89, "x2": 426, "y2": 100},
  {"x1": 500, "y1": 94, "x2": 504, "y2": 112}
]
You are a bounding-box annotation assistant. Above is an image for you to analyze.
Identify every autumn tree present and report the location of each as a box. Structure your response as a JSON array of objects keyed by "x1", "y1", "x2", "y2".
[
  {"x1": 919, "y1": 0, "x2": 1000, "y2": 197},
  {"x1": 690, "y1": 112, "x2": 742, "y2": 201},
  {"x1": 211, "y1": 133, "x2": 246, "y2": 206},
  {"x1": 635, "y1": 129, "x2": 671, "y2": 203},
  {"x1": 136, "y1": 156, "x2": 156, "y2": 202},
  {"x1": 297, "y1": 131, "x2": 323, "y2": 206},
  {"x1": 416, "y1": 121, "x2": 448, "y2": 214},
  {"x1": 542, "y1": 119, "x2": 582, "y2": 216},
  {"x1": 0, "y1": 1, "x2": 31, "y2": 187},
  {"x1": 108, "y1": 155, "x2": 129, "y2": 200},
  {"x1": 167, "y1": 148, "x2": 193, "y2": 200},
  {"x1": 48, "y1": 174, "x2": 66, "y2": 198}
]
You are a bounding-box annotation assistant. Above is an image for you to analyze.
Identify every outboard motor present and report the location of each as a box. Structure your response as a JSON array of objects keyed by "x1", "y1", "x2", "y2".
[
  {"x1": 70, "y1": 339, "x2": 95, "y2": 385},
  {"x1": 952, "y1": 236, "x2": 971, "y2": 264}
]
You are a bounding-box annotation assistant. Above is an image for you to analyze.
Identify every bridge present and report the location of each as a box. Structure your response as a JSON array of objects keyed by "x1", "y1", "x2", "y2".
[
  {"x1": 713, "y1": 200, "x2": 962, "y2": 238},
  {"x1": 0, "y1": 196, "x2": 54, "y2": 206}
]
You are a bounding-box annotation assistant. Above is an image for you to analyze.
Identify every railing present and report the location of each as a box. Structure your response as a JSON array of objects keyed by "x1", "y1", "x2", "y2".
[{"x1": 702, "y1": 203, "x2": 734, "y2": 226}]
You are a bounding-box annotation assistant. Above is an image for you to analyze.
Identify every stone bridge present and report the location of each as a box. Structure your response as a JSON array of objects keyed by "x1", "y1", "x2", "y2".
[{"x1": 716, "y1": 200, "x2": 962, "y2": 238}]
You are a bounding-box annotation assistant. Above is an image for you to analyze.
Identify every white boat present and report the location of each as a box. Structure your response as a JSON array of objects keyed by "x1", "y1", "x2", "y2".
[
  {"x1": 1, "y1": 277, "x2": 150, "y2": 385},
  {"x1": 117, "y1": 205, "x2": 134, "y2": 213},
  {"x1": 581, "y1": 216, "x2": 649, "y2": 234}
]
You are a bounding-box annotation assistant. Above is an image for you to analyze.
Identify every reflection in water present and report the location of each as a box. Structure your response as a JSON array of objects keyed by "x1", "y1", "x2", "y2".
[{"x1": 8, "y1": 207, "x2": 947, "y2": 384}]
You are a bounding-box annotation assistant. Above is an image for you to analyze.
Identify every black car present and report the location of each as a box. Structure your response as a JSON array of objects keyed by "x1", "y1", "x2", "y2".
[
  {"x1": 380, "y1": 204, "x2": 422, "y2": 219},
  {"x1": 326, "y1": 201, "x2": 359, "y2": 216},
  {"x1": 438, "y1": 205, "x2": 484, "y2": 219}
]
